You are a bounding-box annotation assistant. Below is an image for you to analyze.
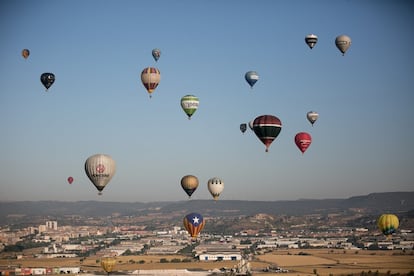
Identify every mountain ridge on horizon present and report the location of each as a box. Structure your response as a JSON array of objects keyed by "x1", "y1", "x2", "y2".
[{"x1": 1, "y1": 192, "x2": 413, "y2": 222}]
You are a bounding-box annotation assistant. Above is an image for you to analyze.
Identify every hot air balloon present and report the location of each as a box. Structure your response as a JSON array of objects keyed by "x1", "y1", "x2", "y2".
[
  {"x1": 295, "y1": 132, "x2": 312, "y2": 154},
  {"x1": 335, "y1": 35, "x2": 351, "y2": 56},
  {"x1": 141, "y1": 67, "x2": 161, "y2": 98},
  {"x1": 21, "y1": 49, "x2": 30, "y2": 60},
  {"x1": 85, "y1": 154, "x2": 116, "y2": 195},
  {"x1": 377, "y1": 214, "x2": 399, "y2": 238},
  {"x1": 152, "y1": 48, "x2": 161, "y2": 62},
  {"x1": 207, "y1": 177, "x2": 224, "y2": 201},
  {"x1": 305, "y1": 34, "x2": 318, "y2": 49},
  {"x1": 252, "y1": 115, "x2": 282, "y2": 152},
  {"x1": 67, "y1": 176, "x2": 74, "y2": 184},
  {"x1": 101, "y1": 257, "x2": 116, "y2": 276},
  {"x1": 307, "y1": 111, "x2": 319, "y2": 126},
  {"x1": 248, "y1": 120, "x2": 254, "y2": 131},
  {"x1": 240, "y1": 123, "x2": 247, "y2": 134},
  {"x1": 40, "y1": 73, "x2": 55, "y2": 91},
  {"x1": 183, "y1": 212, "x2": 205, "y2": 238},
  {"x1": 181, "y1": 175, "x2": 199, "y2": 198},
  {"x1": 245, "y1": 71, "x2": 259, "y2": 88},
  {"x1": 181, "y1": 95, "x2": 199, "y2": 119}
]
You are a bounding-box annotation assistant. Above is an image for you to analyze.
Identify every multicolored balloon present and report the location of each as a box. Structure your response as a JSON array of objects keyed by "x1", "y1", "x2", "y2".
[
  {"x1": 85, "y1": 154, "x2": 116, "y2": 195},
  {"x1": 240, "y1": 123, "x2": 247, "y2": 134},
  {"x1": 183, "y1": 212, "x2": 205, "y2": 238},
  {"x1": 180, "y1": 95, "x2": 199, "y2": 119},
  {"x1": 245, "y1": 71, "x2": 259, "y2": 88},
  {"x1": 207, "y1": 177, "x2": 224, "y2": 201},
  {"x1": 295, "y1": 132, "x2": 312, "y2": 154},
  {"x1": 305, "y1": 34, "x2": 318, "y2": 49},
  {"x1": 67, "y1": 176, "x2": 74, "y2": 184},
  {"x1": 181, "y1": 175, "x2": 199, "y2": 198},
  {"x1": 21, "y1": 49, "x2": 30, "y2": 60},
  {"x1": 141, "y1": 67, "x2": 161, "y2": 98},
  {"x1": 152, "y1": 48, "x2": 161, "y2": 62},
  {"x1": 307, "y1": 111, "x2": 319, "y2": 126},
  {"x1": 252, "y1": 115, "x2": 282, "y2": 152},
  {"x1": 40, "y1": 73, "x2": 55, "y2": 91},
  {"x1": 377, "y1": 214, "x2": 399, "y2": 238},
  {"x1": 335, "y1": 35, "x2": 352, "y2": 56}
]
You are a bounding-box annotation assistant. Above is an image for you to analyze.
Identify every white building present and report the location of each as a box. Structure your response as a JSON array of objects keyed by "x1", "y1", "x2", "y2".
[{"x1": 46, "y1": 221, "x2": 58, "y2": 230}]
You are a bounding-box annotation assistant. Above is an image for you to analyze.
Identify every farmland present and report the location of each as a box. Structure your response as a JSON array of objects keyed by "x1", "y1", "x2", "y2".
[{"x1": 1, "y1": 249, "x2": 413, "y2": 275}]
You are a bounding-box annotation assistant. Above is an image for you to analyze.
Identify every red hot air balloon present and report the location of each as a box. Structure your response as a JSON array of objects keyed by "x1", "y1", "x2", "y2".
[
  {"x1": 252, "y1": 115, "x2": 282, "y2": 152},
  {"x1": 67, "y1": 176, "x2": 74, "y2": 184},
  {"x1": 295, "y1": 132, "x2": 312, "y2": 154}
]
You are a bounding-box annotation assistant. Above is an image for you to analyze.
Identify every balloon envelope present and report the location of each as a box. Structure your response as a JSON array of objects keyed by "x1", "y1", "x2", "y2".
[
  {"x1": 22, "y1": 49, "x2": 30, "y2": 59},
  {"x1": 181, "y1": 175, "x2": 199, "y2": 198},
  {"x1": 40, "y1": 73, "x2": 55, "y2": 90},
  {"x1": 207, "y1": 177, "x2": 224, "y2": 200},
  {"x1": 305, "y1": 34, "x2": 318, "y2": 49},
  {"x1": 67, "y1": 176, "x2": 74, "y2": 184},
  {"x1": 335, "y1": 35, "x2": 351, "y2": 55},
  {"x1": 252, "y1": 115, "x2": 282, "y2": 152},
  {"x1": 377, "y1": 214, "x2": 399, "y2": 238},
  {"x1": 181, "y1": 95, "x2": 199, "y2": 119},
  {"x1": 295, "y1": 132, "x2": 312, "y2": 154},
  {"x1": 85, "y1": 154, "x2": 116, "y2": 195},
  {"x1": 307, "y1": 111, "x2": 319, "y2": 126},
  {"x1": 240, "y1": 123, "x2": 247, "y2": 134},
  {"x1": 183, "y1": 212, "x2": 205, "y2": 238},
  {"x1": 245, "y1": 71, "x2": 259, "y2": 88},
  {"x1": 101, "y1": 258, "x2": 116, "y2": 273},
  {"x1": 152, "y1": 48, "x2": 161, "y2": 62},
  {"x1": 141, "y1": 67, "x2": 161, "y2": 97}
]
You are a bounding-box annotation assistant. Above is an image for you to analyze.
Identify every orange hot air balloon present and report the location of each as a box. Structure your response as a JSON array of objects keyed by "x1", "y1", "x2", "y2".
[
  {"x1": 67, "y1": 176, "x2": 74, "y2": 184},
  {"x1": 295, "y1": 132, "x2": 312, "y2": 154},
  {"x1": 141, "y1": 67, "x2": 160, "y2": 98},
  {"x1": 22, "y1": 49, "x2": 30, "y2": 60}
]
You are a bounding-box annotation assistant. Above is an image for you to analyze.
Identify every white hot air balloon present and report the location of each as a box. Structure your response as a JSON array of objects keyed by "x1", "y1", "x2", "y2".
[
  {"x1": 207, "y1": 177, "x2": 224, "y2": 201},
  {"x1": 85, "y1": 154, "x2": 116, "y2": 195},
  {"x1": 335, "y1": 35, "x2": 351, "y2": 55},
  {"x1": 305, "y1": 34, "x2": 318, "y2": 49}
]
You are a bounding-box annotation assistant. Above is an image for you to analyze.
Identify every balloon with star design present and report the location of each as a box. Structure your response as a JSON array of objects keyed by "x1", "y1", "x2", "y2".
[{"x1": 183, "y1": 212, "x2": 205, "y2": 238}]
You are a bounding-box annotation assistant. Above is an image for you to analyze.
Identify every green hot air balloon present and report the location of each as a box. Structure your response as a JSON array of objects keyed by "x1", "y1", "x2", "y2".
[{"x1": 180, "y1": 95, "x2": 199, "y2": 119}]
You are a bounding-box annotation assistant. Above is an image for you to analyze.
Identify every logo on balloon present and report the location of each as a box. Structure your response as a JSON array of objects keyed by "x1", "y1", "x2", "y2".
[{"x1": 96, "y1": 164, "x2": 105, "y2": 173}]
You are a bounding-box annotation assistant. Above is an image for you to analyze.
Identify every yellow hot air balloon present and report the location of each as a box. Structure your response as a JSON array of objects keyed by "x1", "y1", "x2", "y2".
[
  {"x1": 141, "y1": 67, "x2": 161, "y2": 98},
  {"x1": 377, "y1": 214, "x2": 399, "y2": 239},
  {"x1": 101, "y1": 257, "x2": 116, "y2": 275}
]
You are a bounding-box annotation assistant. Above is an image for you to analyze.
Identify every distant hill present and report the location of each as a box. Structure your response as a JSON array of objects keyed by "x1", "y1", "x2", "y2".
[{"x1": 0, "y1": 192, "x2": 413, "y2": 224}]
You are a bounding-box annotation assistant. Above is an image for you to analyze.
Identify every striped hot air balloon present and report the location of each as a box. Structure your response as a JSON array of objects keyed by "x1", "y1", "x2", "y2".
[
  {"x1": 181, "y1": 95, "x2": 199, "y2": 119},
  {"x1": 183, "y1": 212, "x2": 205, "y2": 238},
  {"x1": 141, "y1": 67, "x2": 160, "y2": 97},
  {"x1": 295, "y1": 132, "x2": 312, "y2": 154},
  {"x1": 252, "y1": 115, "x2": 282, "y2": 152},
  {"x1": 377, "y1": 214, "x2": 399, "y2": 238}
]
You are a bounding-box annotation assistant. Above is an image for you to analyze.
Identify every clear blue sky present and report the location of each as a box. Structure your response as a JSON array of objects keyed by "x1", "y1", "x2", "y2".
[{"x1": 1, "y1": 0, "x2": 413, "y2": 202}]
